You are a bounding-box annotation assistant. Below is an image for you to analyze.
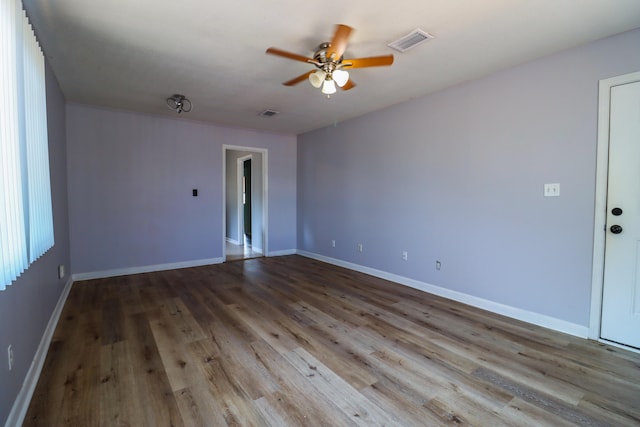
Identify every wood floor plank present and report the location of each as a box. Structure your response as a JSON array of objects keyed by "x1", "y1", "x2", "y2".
[
  {"x1": 174, "y1": 384, "x2": 229, "y2": 427},
  {"x1": 452, "y1": 336, "x2": 586, "y2": 405},
  {"x1": 25, "y1": 284, "x2": 103, "y2": 426},
  {"x1": 282, "y1": 347, "x2": 402, "y2": 426},
  {"x1": 253, "y1": 395, "x2": 296, "y2": 426},
  {"x1": 249, "y1": 339, "x2": 359, "y2": 427},
  {"x1": 186, "y1": 311, "x2": 282, "y2": 401},
  {"x1": 124, "y1": 312, "x2": 185, "y2": 427},
  {"x1": 197, "y1": 355, "x2": 269, "y2": 426},
  {"x1": 378, "y1": 299, "x2": 601, "y2": 411},
  {"x1": 256, "y1": 300, "x2": 380, "y2": 391},
  {"x1": 24, "y1": 255, "x2": 640, "y2": 426},
  {"x1": 359, "y1": 379, "x2": 444, "y2": 427},
  {"x1": 226, "y1": 300, "x2": 301, "y2": 354},
  {"x1": 98, "y1": 341, "x2": 144, "y2": 426},
  {"x1": 369, "y1": 346, "x2": 513, "y2": 425},
  {"x1": 576, "y1": 396, "x2": 640, "y2": 427},
  {"x1": 147, "y1": 307, "x2": 205, "y2": 392},
  {"x1": 472, "y1": 366, "x2": 611, "y2": 427},
  {"x1": 498, "y1": 397, "x2": 579, "y2": 427}
]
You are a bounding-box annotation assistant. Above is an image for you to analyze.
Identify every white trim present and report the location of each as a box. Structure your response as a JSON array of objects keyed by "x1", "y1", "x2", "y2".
[
  {"x1": 267, "y1": 249, "x2": 297, "y2": 257},
  {"x1": 225, "y1": 237, "x2": 241, "y2": 245},
  {"x1": 590, "y1": 71, "x2": 640, "y2": 341},
  {"x1": 5, "y1": 277, "x2": 73, "y2": 427},
  {"x1": 71, "y1": 257, "x2": 224, "y2": 281},
  {"x1": 298, "y1": 250, "x2": 589, "y2": 338}
]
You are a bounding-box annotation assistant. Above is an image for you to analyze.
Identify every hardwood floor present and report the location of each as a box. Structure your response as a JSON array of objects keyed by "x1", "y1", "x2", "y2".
[
  {"x1": 24, "y1": 255, "x2": 640, "y2": 426},
  {"x1": 225, "y1": 239, "x2": 262, "y2": 262}
]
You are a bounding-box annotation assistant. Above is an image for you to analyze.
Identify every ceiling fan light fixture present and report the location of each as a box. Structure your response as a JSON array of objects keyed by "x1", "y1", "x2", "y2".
[
  {"x1": 332, "y1": 69, "x2": 349, "y2": 87},
  {"x1": 266, "y1": 24, "x2": 394, "y2": 96},
  {"x1": 309, "y1": 70, "x2": 326, "y2": 88},
  {"x1": 321, "y1": 78, "x2": 337, "y2": 95},
  {"x1": 166, "y1": 94, "x2": 192, "y2": 114}
]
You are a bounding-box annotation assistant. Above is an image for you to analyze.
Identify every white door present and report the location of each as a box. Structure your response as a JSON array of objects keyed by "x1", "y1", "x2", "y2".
[{"x1": 601, "y1": 80, "x2": 640, "y2": 348}]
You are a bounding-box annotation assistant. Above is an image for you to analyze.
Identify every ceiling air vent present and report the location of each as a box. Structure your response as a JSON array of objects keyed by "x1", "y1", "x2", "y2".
[
  {"x1": 260, "y1": 109, "x2": 279, "y2": 117},
  {"x1": 388, "y1": 29, "x2": 434, "y2": 53}
]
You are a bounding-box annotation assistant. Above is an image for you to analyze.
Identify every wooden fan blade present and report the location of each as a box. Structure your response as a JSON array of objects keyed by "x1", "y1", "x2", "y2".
[
  {"x1": 340, "y1": 79, "x2": 356, "y2": 91},
  {"x1": 266, "y1": 47, "x2": 313, "y2": 63},
  {"x1": 327, "y1": 24, "x2": 353, "y2": 60},
  {"x1": 342, "y1": 55, "x2": 394, "y2": 68},
  {"x1": 283, "y1": 71, "x2": 313, "y2": 86}
]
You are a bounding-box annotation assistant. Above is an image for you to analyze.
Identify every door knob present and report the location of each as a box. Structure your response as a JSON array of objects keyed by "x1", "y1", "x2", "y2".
[
  {"x1": 612, "y1": 207, "x2": 623, "y2": 216},
  {"x1": 610, "y1": 224, "x2": 623, "y2": 234}
]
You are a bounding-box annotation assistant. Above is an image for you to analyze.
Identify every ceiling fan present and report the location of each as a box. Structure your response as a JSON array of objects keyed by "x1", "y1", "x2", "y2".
[{"x1": 266, "y1": 24, "x2": 394, "y2": 95}]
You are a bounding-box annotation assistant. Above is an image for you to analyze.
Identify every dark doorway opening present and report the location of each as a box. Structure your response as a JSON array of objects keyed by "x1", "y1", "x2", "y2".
[{"x1": 243, "y1": 159, "x2": 252, "y2": 241}]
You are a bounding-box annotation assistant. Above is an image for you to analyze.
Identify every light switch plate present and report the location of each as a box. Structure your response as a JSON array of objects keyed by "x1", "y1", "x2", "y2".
[{"x1": 544, "y1": 183, "x2": 560, "y2": 197}]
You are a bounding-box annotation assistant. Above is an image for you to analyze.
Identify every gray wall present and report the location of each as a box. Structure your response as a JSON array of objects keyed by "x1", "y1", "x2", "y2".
[
  {"x1": 67, "y1": 105, "x2": 296, "y2": 275},
  {"x1": 0, "y1": 63, "x2": 71, "y2": 426},
  {"x1": 297, "y1": 28, "x2": 640, "y2": 328}
]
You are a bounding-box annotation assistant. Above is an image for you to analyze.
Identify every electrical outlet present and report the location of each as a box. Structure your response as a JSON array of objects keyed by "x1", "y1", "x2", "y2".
[
  {"x1": 8, "y1": 345, "x2": 14, "y2": 371},
  {"x1": 544, "y1": 183, "x2": 560, "y2": 197},
  {"x1": 357, "y1": 243, "x2": 363, "y2": 253},
  {"x1": 58, "y1": 264, "x2": 65, "y2": 279},
  {"x1": 402, "y1": 251, "x2": 408, "y2": 261},
  {"x1": 436, "y1": 260, "x2": 442, "y2": 270},
  {"x1": 331, "y1": 240, "x2": 336, "y2": 248}
]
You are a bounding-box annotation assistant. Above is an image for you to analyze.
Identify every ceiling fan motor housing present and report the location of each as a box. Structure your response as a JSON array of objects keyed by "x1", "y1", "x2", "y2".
[{"x1": 313, "y1": 43, "x2": 343, "y2": 73}]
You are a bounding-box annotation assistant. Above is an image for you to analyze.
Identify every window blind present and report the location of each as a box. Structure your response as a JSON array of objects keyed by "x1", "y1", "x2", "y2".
[{"x1": 0, "y1": 0, "x2": 54, "y2": 290}]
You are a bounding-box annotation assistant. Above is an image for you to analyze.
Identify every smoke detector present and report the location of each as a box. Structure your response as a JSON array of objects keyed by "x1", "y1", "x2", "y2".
[{"x1": 260, "y1": 109, "x2": 279, "y2": 117}]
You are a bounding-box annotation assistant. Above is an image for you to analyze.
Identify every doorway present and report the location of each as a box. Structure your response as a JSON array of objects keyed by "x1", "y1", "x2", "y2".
[
  {"x1": 591, "y1": 71, "x2": 640, "y2": 351},
  {"x1": 223, "y1": 146, "x2": 268, "y2": 262},
  {"x1": 243, "y1": 158, "x2": 252, "y2": 242}
]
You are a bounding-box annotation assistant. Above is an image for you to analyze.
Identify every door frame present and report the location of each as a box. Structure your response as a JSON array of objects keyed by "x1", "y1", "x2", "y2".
[
  {"x1": 222, "y1": 145, "x2": 268, "y2": 260},
  {"x1": 590, "y1": 71, "x2": 640, "y2": 345}
]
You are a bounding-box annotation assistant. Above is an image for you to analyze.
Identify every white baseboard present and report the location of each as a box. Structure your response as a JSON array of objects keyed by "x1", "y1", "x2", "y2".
[
  {"x1": 72, "y1": 257, "x2": 224, "y2": 281},
  {"x1": 5, "y1": 277, "x2": 73, "y2": 427},
  {"x1": 296, "y1": 250, "x2": 589, "y2": 339},
  {"x1": 225, "y1": 237, "x2": 241, "y2": 245},
  {"x1": 267, "y1": 249, "x2": 297, "y2": 257}
]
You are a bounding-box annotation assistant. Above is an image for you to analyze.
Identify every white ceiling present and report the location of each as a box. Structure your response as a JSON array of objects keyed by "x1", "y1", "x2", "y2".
[{"x1": 24, "y1": 0, "x2": 640, "y2": 134}]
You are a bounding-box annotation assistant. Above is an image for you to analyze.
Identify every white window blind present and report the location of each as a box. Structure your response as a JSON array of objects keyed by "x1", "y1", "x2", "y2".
[
  {"x1": 22, "y1": 4, "x2": 54, "y2": 263},
  {"x1": 0, "y1": 0, "x2": 54, "y2": 291}
]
